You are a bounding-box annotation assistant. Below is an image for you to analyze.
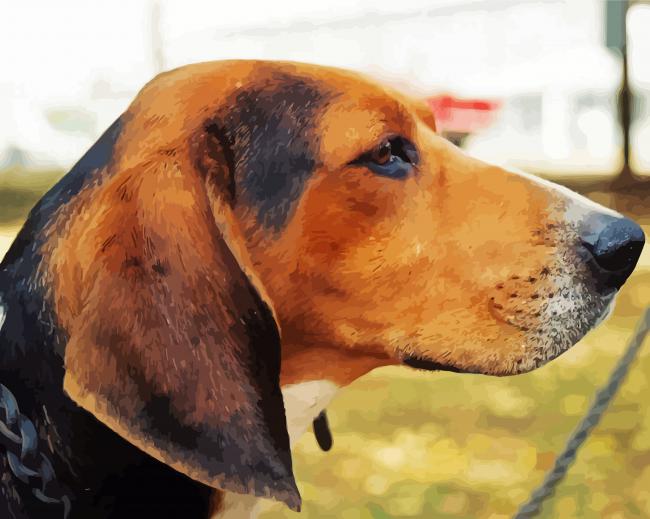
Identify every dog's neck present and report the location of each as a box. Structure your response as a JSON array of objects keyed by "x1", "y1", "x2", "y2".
[
  {"x1": 1, "y1": 276, "x2": 347, "y2": 519},
  {"x1": 211, "y1": 379, "x2": 339, "y2": 519},
  {"x1": 0, "y1": 261, "x2": 382, "y2": 519},
  {"x1": 282, "y1": 380, "x2": 339, "y2": 445},
  {"x1": 211, "y1": 339, "x2": 397, "y2": 519}
]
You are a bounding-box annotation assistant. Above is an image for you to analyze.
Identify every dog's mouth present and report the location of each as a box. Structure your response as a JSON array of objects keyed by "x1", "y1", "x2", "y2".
[
  {"x1": 401, "y1": 355, "x2": 475, "y2": 374},
  {"x1": 401, "y1": 290, "x2": 618, "y2": 377}
]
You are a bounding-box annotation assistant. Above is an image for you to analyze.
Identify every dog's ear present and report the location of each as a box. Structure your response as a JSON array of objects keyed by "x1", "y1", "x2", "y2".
[{"x1": 52, "y1": 125, "x2": 299, "y2": 508}]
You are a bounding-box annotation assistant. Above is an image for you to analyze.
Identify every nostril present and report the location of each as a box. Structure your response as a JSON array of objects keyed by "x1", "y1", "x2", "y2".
[
  {"x1": 586, "y1": 238, "x2": 644, "y2": 272},
  {"x1": 580, "y1": 215, "x2": 645, "y2": 291}
]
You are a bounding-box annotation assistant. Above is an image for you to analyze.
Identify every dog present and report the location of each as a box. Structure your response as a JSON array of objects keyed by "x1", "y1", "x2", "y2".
[{"x1": 0, "y1": 60, "x2": 644, "y2": 518}]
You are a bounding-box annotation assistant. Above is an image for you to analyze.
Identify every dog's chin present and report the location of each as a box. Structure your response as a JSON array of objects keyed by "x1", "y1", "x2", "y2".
[
  {"x1": 402, "y1": 295, "x2": 617, "y2": 376},
  {"x1": 519, "y1": 289, "x2": 617, "y2": 372}
]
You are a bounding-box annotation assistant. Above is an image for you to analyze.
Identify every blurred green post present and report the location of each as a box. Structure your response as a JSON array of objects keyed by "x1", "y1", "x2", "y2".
[{"x1": 605, "y1": 0, "x2": 634, "y2": 187}]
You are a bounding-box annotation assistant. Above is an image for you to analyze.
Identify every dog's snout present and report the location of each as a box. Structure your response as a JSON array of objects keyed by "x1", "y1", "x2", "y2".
[{"x1": 580, "y1": 214, "x2": 645, "y2": 291}]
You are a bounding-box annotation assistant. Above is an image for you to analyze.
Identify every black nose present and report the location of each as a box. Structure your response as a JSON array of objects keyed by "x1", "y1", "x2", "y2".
[{"x1": 580, "y1": 214, "x2": 645, "y2": 291}]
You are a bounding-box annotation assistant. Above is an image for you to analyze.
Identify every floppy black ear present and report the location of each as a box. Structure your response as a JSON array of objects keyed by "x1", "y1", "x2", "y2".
[{"x1": 53, "y1": 148, "x2": 299, "y2": 508}]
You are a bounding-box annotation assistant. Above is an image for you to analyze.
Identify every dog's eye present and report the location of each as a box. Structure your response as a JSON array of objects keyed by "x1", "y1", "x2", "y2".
[{"x1": 353, "y1": 137, "x2": 419, "y2": 179}]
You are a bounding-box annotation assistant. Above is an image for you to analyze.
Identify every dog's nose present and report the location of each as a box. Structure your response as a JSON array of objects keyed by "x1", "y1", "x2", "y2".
[{"x1": 580, "y1": 214, "x2": 645, "y2": 291}]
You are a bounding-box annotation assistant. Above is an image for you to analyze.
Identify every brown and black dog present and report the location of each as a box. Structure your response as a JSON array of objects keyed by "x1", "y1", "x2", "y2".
[{"x1": 0, "y1": 60, "x2": 644, "y2": 518}]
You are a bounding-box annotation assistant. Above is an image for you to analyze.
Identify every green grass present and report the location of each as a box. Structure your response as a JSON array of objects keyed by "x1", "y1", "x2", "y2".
[{"x1": 0, "y1": 168, "x2": 63, "y2": 225}]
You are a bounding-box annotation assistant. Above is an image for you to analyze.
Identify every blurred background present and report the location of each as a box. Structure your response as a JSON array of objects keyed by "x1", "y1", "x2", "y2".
[{"x1": 1, "y1": 0, "x2": 649, "y2": 517}]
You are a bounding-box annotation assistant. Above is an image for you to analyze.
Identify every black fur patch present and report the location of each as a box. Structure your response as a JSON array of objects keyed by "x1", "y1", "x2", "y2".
[
  {"x1": 0, "y1": 116, "x2": 141, "y2": 519},
  {"x1": 210, "y1": 74, "x2": 332, "y2": 230}
]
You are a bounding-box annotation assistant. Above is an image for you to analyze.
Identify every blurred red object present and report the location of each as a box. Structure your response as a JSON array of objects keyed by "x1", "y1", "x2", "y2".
[{"x1": 426, "y1": 95, "x2": 501, "y2": 135}]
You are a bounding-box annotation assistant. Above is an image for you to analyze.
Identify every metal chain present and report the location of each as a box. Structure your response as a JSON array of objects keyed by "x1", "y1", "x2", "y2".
[
  {"x1": 0, "y1": 384, "x2": 71, "y2": 518},
  {"x1": 513, "y1": 306, "x2": 650, "y2": 518}
]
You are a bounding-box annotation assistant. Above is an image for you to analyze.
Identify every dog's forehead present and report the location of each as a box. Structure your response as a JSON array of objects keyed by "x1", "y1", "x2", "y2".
[
  {"x1": 121, "y1": 61, "x2": 408, "y2": 168},
  {"x1": 245, "y1": 64, "x2": 420, "y2": 156},
  {"x1": 239, "y1": 62, "x2": 406, "y2": 122},
  {"x1": 219, "y1": 64, "x2": 408, "y2": 231},
  {"x1": 122, "y1": 61, "x2": 413, "y2": 232}
]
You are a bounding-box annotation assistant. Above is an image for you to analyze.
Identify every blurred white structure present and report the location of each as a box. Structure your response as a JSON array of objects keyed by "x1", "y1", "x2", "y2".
[{"x1": 1, "y1": 0, "x2": 649, "y2": 174}]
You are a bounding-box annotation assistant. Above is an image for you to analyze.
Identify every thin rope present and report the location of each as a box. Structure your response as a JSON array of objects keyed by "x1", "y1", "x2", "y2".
[{"x1": 513, "y1": 307, "x2": 650, "y2": 518}]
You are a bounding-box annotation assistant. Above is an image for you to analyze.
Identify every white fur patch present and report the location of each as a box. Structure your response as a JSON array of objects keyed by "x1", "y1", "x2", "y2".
[{"x1": 281, "y1": 380, "x2": 339, "y2": 446}]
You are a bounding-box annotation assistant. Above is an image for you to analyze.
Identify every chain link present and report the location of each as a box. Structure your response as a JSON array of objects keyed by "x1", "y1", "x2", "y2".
[
  {"x1": 513, "y1": 307, "x2": 650, "y2": 518},
  {"x1": 0, "y1": 383, "x2": 71, "y2": 518}
]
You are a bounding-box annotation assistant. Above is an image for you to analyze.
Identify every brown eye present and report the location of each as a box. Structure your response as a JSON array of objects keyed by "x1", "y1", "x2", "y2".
[
  {"x1": 371, "y1": 140, "x2": 392, "y2": 165},
  {"x1": 351, "y1": 136, "x2": 419, "y2": 179}
]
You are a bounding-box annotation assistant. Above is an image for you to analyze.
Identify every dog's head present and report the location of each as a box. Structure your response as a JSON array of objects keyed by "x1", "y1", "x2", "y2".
[{"x1": 29, "y1": 61, "x2": 643, "y2": 507}]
